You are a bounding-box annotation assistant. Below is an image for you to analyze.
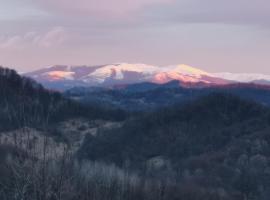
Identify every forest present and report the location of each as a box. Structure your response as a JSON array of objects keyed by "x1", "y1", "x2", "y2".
[{"x1": 0, "y1": 67, "x2": 270, "y2": 200}]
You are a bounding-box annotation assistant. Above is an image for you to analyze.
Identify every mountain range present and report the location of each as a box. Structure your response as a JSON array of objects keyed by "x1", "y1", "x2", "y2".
[
  {"x1": 2, "y1": 66, "x2": 270, "y2": 199},
  {"x1": 24, "y1": 63, "x2": 270, "y2": 90}
]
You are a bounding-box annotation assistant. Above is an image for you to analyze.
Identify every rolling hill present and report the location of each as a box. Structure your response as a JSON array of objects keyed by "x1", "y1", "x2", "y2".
[{"x1": 78, "y1": 93, "x2": 270, "y2": 199}]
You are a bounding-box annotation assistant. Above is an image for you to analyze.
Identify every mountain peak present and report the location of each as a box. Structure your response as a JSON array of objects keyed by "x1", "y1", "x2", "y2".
[
  {"x1": 152, "y1": 64, "x2": 211, "y2": 84},
  {"x1": 170, "y1": 64, "x2": 209, "y2": 76}
]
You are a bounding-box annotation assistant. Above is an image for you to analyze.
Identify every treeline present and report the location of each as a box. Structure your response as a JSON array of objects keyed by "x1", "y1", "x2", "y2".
[
  {"x1": 65, "y1": 81, "x2": 270, "y2": 111},
  {"x1": 0, "y1": 145, "x2": 229, "y2": 200}
]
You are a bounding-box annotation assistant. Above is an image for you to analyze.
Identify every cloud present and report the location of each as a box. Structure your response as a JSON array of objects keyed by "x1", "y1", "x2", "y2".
[
  {"x1": 5, "y1": 0, "x2": 270, "y2": 27},
  {"x1": 0, "y1": 27, "x2": 68, "y2": 50},
  {"x1": 0, "y1": 36, "x2": 24, "y2": 49},
  {"x1": 1, "y1": 0, "x2": 270, "y2": 73},
  {"x1": 33, "y1": 27, "x2": 68, "y2": 47},
  {"x1": 0, "y1": 0, "x2": 48, "y2": 20},
  {"x1": 30, "y1": 0, "x2": 173, "y2": 18},
  {"x1": 148, "y1": 0, "x2": 270, "y2": 27}
]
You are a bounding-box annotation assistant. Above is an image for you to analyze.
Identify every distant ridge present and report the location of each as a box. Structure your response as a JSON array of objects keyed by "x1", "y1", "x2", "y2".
[{"x1": 24, "y1": 63, "x2": 270, "y2": 90}]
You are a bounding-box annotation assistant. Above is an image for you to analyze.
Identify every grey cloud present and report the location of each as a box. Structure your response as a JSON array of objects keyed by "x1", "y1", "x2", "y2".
[
  {"x1": 1, "y1": 0, "x2": 270, "y2": 73},
  {"x1": 27, "y1": 0, "x2": 173, "y2": 18},
  {"x1": 145, "y1": 0, "x2": 270, "y2": 27}
]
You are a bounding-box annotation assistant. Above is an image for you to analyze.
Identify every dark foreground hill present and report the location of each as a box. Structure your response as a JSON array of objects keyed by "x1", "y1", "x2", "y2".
[
  {"x1": 0, "y1": 67, "x2": 126, "y2": 131},
  {"x1": 79, "y1": 93, "x2": 270, "y2": 199}
]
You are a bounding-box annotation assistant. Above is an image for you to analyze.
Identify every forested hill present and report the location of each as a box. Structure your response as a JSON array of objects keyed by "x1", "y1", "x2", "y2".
[
  {"x1": 78, "y1": 93, "x2": 270, "y2": 198},
  {"x1": 79, "y1": 93, "x2": 270, "y2": 167},
  {"x1": 2, "y1": 67, "x2": 270, "y2": 199},
  {"x1": 65, "y1": 81, "x2": 270, "y2": 112},
  {"x1": 0, "y1": 67, "x2": 126, "y2": 131}
]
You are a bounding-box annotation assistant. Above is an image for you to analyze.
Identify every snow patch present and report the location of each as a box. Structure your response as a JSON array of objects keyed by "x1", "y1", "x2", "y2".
[
  {"x1": 212, "y1": 72, "x2": 270, "y2": 83},
  {"x1": 44, "y1": 71, "x2": 75, "y2": 80}
]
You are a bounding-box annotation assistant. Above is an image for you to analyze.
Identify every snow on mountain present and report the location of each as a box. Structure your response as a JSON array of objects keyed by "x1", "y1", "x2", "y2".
[
  {"x1": 212, "y1": 72, "x2": 270, "y2": 83},
  {"x1": 44, "y1": 71, "x2": 75, "y2": 81},
  {"x1": 24, "y1": 63, "x2": 270, "y2": 89},
  {"x1": 165, "y1": 64, "x2": 210, "y2": 77},
  {"x1": 86, "y1": 63, "x2": 158, "y2": 83},
  {"x1": 152, "y1": 64, "x2": 212, "y2": 84},
  {"x1": 26, "y1": 63, "x2": 220, "y2": 86}
]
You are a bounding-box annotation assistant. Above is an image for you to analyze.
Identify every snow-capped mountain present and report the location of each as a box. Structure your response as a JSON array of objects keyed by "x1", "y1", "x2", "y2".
[
  {"x1": 24, "y1": 63, "x2": 270, "y2": 90},
  {"x1": 212, "y1": 72, "x2": 270, "y2": 84}
]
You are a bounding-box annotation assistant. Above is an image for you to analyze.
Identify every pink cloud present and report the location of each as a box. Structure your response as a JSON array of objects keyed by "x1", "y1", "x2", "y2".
[
  {"x1": 0, "y1": 27, "x2": 68, "y2": 49},
  {"x1": 32, "y1": 0, "x2": 174, "y2": 17},
  {"x1": 0, "y1": 36, "x2": 24, "y2": 49},
  {"x1": 33, "y1": 27, "x2": 68, "y2": 47}
]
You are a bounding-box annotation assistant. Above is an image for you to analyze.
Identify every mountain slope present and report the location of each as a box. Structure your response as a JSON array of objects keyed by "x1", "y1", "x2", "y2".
[
  {"x1": 25, "y1": 63, "x2": 231, "y2": 89},
  {"x1": 25, "y1": 63, "x2": 270, "y2": 90}
]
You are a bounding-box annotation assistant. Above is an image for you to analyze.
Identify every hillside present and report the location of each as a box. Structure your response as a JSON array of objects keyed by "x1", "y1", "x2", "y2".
[
  {"x1": 79, "y1": 93, "x2": 270, "y2": 165},
  {"x1": 79, "y1": 93, "x2": 270, "y2": 199},
  {"x1": 0, "y1": 67, "x2": 126, "y2": 131}
]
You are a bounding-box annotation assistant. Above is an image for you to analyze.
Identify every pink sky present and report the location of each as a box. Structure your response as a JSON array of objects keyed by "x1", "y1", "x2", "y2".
[{"x1": 0, "y1": 0, "x2": 270, "y2": 73}]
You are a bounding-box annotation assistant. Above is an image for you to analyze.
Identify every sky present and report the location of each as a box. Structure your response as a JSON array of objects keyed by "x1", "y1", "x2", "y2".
[{"x1": 0, "y1": 0, "x2": 270, "y2": 73}]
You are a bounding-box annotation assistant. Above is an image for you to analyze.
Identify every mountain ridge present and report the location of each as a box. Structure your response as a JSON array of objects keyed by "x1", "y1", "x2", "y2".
[{"x1": 24, "y1": 63, "x2": 270, "y2": 90}]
